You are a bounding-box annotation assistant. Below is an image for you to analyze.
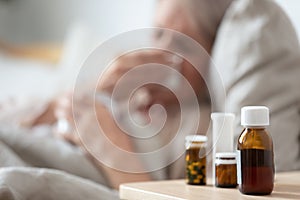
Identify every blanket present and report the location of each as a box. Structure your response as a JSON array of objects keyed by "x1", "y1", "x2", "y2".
[{"x1": 0, "y1": 125, "x2": 119, "y2": 200}]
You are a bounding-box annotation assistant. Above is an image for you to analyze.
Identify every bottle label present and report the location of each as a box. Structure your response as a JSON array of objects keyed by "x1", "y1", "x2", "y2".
[{"x1": 236, "y1": 150, "x2": 242, "y2": 184}]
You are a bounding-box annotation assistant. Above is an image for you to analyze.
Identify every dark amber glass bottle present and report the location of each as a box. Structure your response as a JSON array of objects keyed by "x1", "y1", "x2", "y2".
[{"x1": 237, "y1": 106, "x2": 274, "y2": 195}]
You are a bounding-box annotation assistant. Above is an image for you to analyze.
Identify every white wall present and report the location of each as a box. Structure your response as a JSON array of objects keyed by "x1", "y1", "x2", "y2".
[
  {"x1": 0, "y1": 0, "x2": 156, "y2": 101},
  {"x1": 0, "y1": 0, "x2": 156, "y2": 44},
  {"x1": 0, "y1": 0, "x2": 299, "y2": 102},
  {"x1": 0, "y1": 0, "x2": 299, "y2": 44}
]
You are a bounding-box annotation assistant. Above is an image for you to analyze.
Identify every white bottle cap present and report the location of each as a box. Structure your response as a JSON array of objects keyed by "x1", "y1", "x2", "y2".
[
  {"x1": 215, "y1": 152, "x2": 237, "y2": 165},
  {"x1": 185, "y1": 135, "x2": 208, "y2": 143},
  {"x1": 185, "y1": 135, "x2": 207, "y2": 149},
  {"x1": 241, "y1": 106, "x2": 269, "y2": 127},
  {"x1": 215, "y1": 152, "x2": 236, "y2": 159}
]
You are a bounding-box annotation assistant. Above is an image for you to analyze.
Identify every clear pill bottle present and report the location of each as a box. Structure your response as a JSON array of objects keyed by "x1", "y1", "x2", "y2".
[
  {"x1": 237, "y1": 106, "x2": 274, "y2": 195},
  {"x1": 185, "y1": 135, "x2": 207, "y2": 185},
  {"x1": 215, "y1": 152, "x2": 237, "y2": 188}
]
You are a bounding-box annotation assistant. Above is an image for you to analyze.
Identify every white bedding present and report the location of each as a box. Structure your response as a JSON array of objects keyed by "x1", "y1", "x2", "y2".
[{"x1": 0, "y1": 125, "x2": 119, "y2": 200}]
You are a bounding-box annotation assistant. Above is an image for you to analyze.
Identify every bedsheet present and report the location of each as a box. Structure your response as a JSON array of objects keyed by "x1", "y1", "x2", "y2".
[{"x1": 0, "y1": 125, "x2": 119, "y2": 200}]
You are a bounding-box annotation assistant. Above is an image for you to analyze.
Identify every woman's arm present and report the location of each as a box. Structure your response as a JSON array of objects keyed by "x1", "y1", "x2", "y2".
[{"x1": 77, "y1": 102, "x2": 152, "y2": 190}]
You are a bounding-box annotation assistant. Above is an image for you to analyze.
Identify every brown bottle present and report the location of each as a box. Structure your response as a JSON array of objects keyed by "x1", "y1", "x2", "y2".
[
  {"x1": 237, "y1": 106, "x2": 274, "y2": 195},
  {"x1": 215, "y1": 152, "x2": 237, "y2": 188}
]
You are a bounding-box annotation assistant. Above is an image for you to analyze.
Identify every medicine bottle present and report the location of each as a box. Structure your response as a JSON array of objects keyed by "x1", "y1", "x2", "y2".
[
  {"x1": 215, "y1": 152, "x2": 237, "y2": 188},
  {"x1": 237, "y1": 106, "x2": 274, "y2": 195},
  {"x1": 185, "y1": 135, "x2": 207, "y2": 185}
]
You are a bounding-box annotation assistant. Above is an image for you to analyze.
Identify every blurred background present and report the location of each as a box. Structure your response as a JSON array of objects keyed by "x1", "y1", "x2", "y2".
[{"x1": 0, "y1": 0, "x2": 299, "y2": 103}]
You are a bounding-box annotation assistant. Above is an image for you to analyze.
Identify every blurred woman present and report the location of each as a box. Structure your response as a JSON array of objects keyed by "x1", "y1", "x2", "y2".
[
  {"x1": 98, "y1": 0, "x2": 300, "y2": 182},
  {"x1": 18, "y1": 0, "x2": 300, "y2": 190}
]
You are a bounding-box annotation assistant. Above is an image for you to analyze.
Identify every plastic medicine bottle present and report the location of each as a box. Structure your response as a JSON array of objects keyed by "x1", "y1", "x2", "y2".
[{"x1": 237, "y1": 106, "x2": 274, "y2": 195}]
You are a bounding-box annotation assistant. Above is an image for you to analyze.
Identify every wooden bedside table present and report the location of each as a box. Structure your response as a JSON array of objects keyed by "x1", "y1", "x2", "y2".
[{"x1": 120, "y1": 171, "x2": 300, "y2": 200}]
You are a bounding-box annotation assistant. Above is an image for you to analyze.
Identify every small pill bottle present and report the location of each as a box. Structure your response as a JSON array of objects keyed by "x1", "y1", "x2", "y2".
[
  {"x1": 237, "y1": 106, "x2": 274, "y2": 195},
  {"x1": 185, "y1": 135, "x2": 207, "y2": 185},
  {"x1": 215, "y1": 152, "x2": 237, "y2": 188}
]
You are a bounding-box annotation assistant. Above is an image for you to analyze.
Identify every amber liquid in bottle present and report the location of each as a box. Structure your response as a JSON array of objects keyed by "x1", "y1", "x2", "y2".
[{"x1": 237, "y1": 128, "x2": 274, "y2": 195}]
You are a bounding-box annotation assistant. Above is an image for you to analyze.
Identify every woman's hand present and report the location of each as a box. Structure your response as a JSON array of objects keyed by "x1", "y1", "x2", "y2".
[
  {"x1": 98, "y1": 50, "x2": 174, "y2": 94},
  {"x1": 98, "y1": 49, "x2": 186, "y2": 116}
]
